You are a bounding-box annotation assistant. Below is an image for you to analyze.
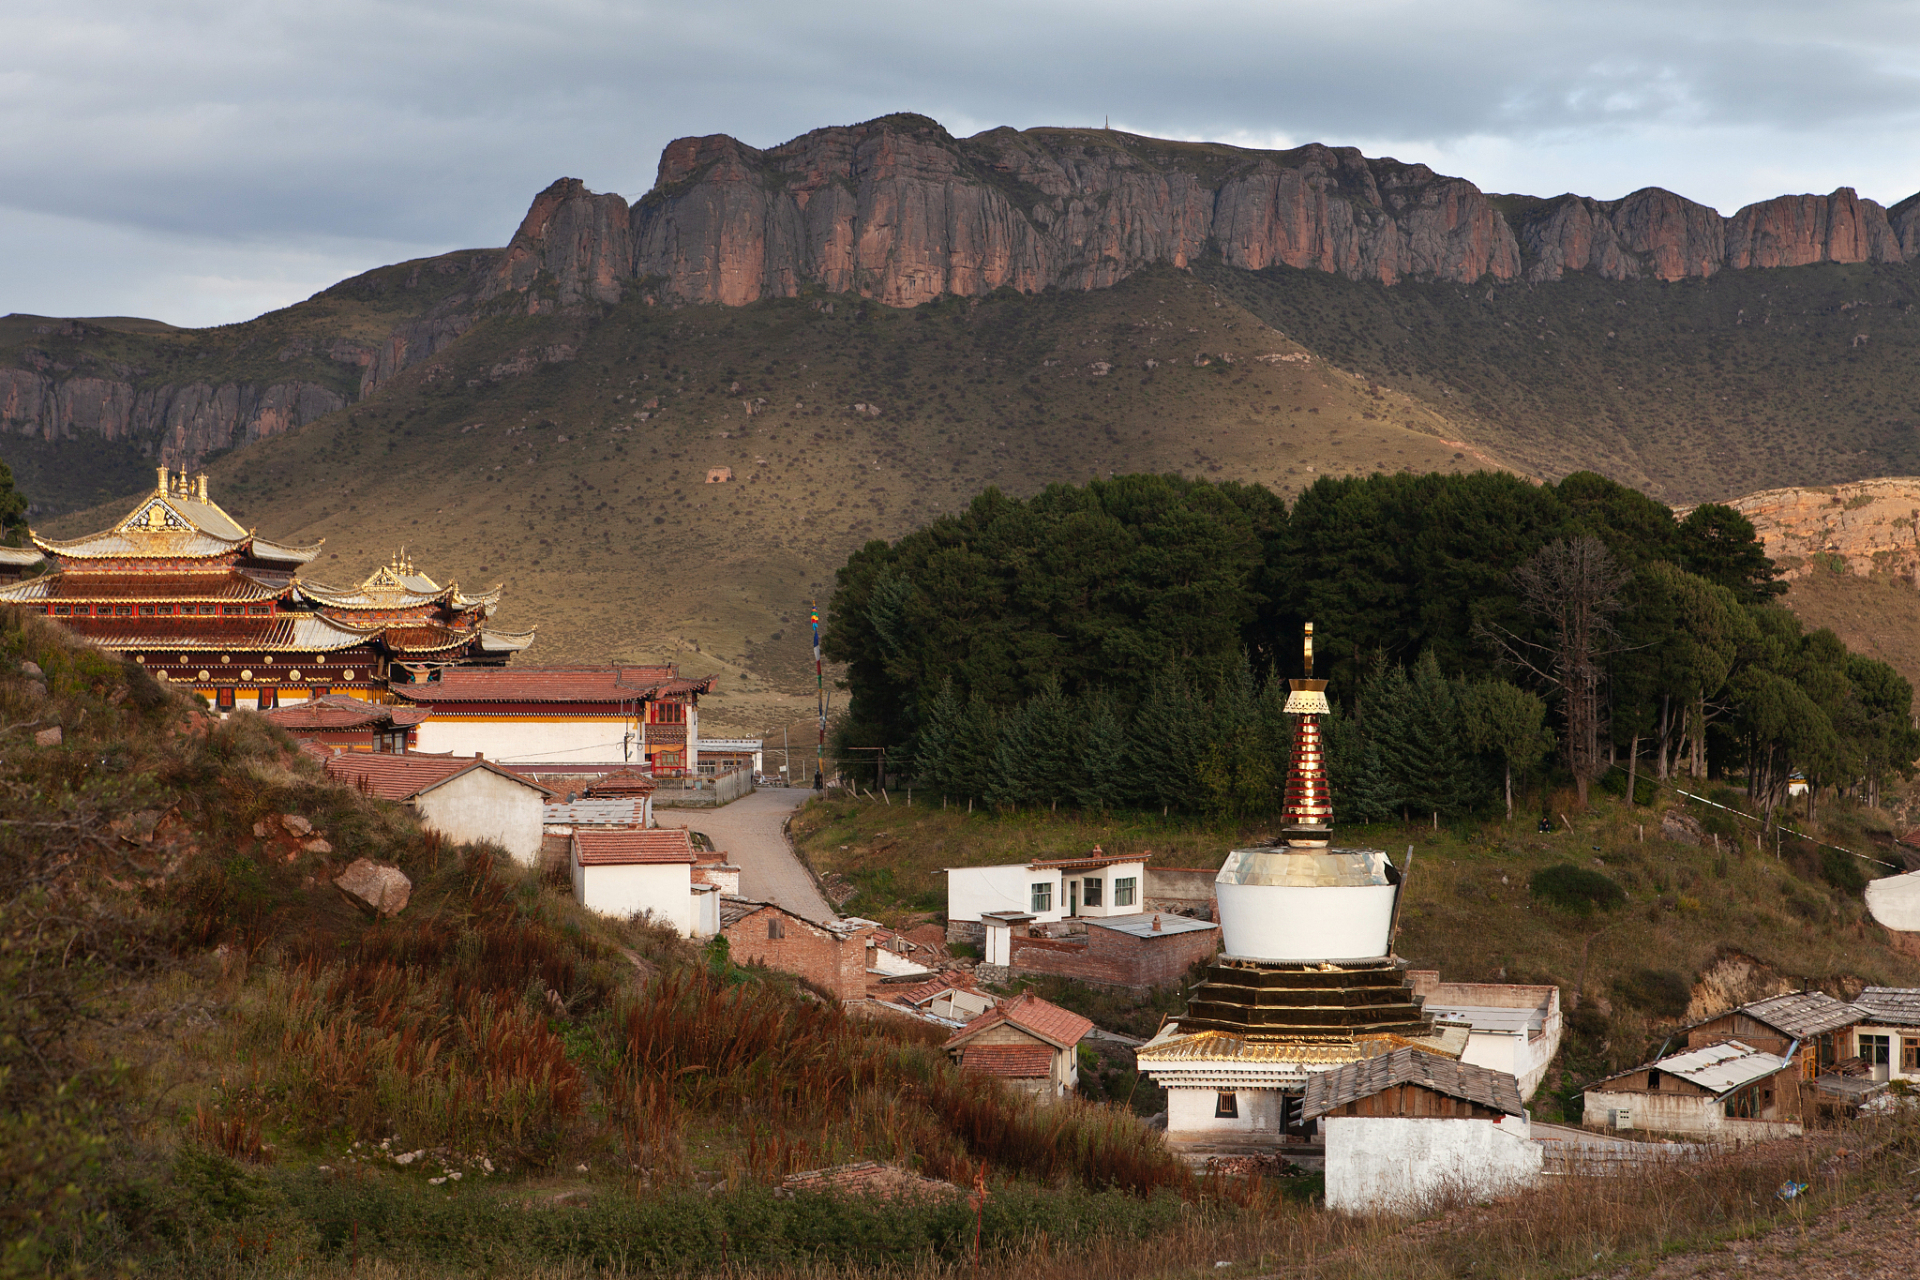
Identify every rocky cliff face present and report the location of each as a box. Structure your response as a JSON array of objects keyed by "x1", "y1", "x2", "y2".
[
  {"x1": 0, "y1": 366, "x2": 346, "y2": 469},
  {"x1": 494, "y1": 116, "x2": 1920, "y2": 306}
]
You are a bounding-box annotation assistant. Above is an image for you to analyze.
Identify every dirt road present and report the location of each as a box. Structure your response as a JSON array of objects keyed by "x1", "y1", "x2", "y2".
[{"x1": 680, "y1": 786, "x2": 833, "y2": 922}]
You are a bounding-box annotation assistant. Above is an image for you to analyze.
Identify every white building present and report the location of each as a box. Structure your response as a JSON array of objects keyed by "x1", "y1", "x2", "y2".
[
  {"x1": 394, "y1": 665, "x2": 714, "y2": 774},
  {"x1": 945, "y1": 848, "x2": 1147, "y2": 934},
  {"x1": 324, "y1": 752, "x2": 551, "y2": 866},
  {"x1": 570, "y1": 828, "x2": 708, "y2": 936},
  {"x1": 1848, "y1": 988, "x2": 1920, "y2": 1083},
  {"x1": 1410, "y1": 973, "x2": 1563, "y2": 1102},
  {"x1": 1305, "y1": 1049, "x2": 1542, "y2": 1214}
]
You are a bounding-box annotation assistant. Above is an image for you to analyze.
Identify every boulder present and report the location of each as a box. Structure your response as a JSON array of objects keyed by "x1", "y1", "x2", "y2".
[
  {"x1": 333, "y1": 859, "x2": 412, "y2": 917},
  {"x1": 281, "y1": 814, "x2": 313, "y2": 836},
  {"x1": 1660, "y1": 810, "x2": 1706, "y2": 846},
  {"x1": 20, "y1": 661, "x2": 43, "y2": 679},
  {"x1": 33, "y1": 726, "x2": 61, "y2": 747},
  {"x1": 302, "y1": 838, "x2": 334, "y2": 855}
]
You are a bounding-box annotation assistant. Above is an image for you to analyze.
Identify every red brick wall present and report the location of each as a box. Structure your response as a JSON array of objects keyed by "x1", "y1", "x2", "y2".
[
  {"x1": 1009, "y1": 924, "x2": 1218, "y2": 990},
  {"x1": 724, "y1": 907, "x2": 866, "y2": 1000}
]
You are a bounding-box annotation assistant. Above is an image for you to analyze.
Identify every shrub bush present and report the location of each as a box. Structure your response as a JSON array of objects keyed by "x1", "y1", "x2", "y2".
[{"x1": 1528, "y1": 863, "x2": 1626, "y2": 915}]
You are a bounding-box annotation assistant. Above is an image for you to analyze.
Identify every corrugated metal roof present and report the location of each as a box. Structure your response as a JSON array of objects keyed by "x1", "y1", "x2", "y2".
[
  {"x1": 1738, "y1": 991, "x2": 1865, "y2": 1038},
  {"x1": 573, "y1": 829, "x2": 695, "y2": 865},
  {"x1": 1423, "y1": 1003, "x2": 1547, "y2": 1036},
  {"x1": 1087, "y1": 913, "x2": 1217, "y2": 939},
  {"x1": 1302, "y1": 1046, "x2": 1525, "y2": 1119},
  {"x1": 960, "y1": 1044, "x2": 1055, "y2": 1079},
  {"x1": 1852, "y1": 987, "x2": 1920, "y2": 1026},
  {"x1": 543, "y1": 798, "x2": 648, "y2": 827},
  {"x1": 1599, "y1": 1041, "x2": 1790, "y2": 1098}
]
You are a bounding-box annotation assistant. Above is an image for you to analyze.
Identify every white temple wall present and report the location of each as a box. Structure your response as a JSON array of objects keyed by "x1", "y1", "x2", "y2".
[
  {"x1": 1323, "y1": 1116, "x2": 1540, "y2": 1214},
  {"x1": 414, "y1": 715, "x2": 637, "y2": 764},
  {"x1": 412, "y1": 769, "x2": 545, "y2": 866},
  {"x1": 1166, "y1": 1086, "x2": 1286, "y2": 1139}
]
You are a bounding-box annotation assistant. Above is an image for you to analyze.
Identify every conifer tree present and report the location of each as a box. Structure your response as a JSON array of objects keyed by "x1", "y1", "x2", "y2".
[
  {"x1": 1075, "y1": 693, "x2": 1129, "y2": 813},
  {"x1": 912, "y1": 679, "x2": 962, "y2": 796}
]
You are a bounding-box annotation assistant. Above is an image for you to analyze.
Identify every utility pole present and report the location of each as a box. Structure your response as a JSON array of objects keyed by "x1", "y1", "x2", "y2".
[{"x1": 812, "y1": 602, "x2": 825, "y2": 790}]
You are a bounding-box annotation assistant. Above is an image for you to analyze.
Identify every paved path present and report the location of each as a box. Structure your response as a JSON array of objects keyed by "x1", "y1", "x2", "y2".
[{"x1": 680, "y1": 787, "x2": 833, "y2": 922}]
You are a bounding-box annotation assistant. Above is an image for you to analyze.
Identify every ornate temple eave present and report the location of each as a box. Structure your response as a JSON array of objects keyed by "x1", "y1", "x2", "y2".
[
  {"x1": 477, "y1": 627, "x2": 538, "y2": 652},
  {"x1": 73, "y1": 612, "x2": 386, "y2": 652}
]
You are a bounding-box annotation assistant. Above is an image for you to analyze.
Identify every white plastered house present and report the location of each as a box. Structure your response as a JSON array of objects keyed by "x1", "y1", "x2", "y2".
[
  {"x1": 570, "y1": 828, "x2": 710, "y2": 936},
  {"x1": 946, "y1": 848, "x2": 1148, "y2": 941},
  {"x1": 1847, "y1": 988, "x2": 1920, "y2": 1083},
  {"x1": 324, "y1": 752, "x2": 551, "y2": 866}
]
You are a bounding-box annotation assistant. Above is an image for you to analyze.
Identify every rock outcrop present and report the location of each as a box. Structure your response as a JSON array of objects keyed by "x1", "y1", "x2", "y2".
[
  {"x1": 1710, "y1": 477, "x2": 1920, "y2": 583},
  {"x1": 1724, "y1": 188, "x2": 1902, "y2": 270}
]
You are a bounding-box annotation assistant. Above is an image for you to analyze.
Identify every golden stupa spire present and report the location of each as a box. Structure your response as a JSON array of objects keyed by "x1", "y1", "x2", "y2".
[{"x1": 1280, "y1": 623, "x2": 1333, "y2": 848}]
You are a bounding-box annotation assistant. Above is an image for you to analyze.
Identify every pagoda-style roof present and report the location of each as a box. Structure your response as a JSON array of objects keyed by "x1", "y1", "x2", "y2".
[
  {"x1": 71, "y1": 612, "x2": 384, "y2": 652},
  {"x1": 294, "y1": 551, "x2": 503, "y2": 612},
  {"x1": 0, "y1": 570, "x2": 291, "y2": 604},
  {"x1": 31, "y1": 468, "x2": 321, "y2": 567}
]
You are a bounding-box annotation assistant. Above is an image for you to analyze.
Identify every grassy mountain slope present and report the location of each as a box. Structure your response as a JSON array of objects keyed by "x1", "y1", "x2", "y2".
[
  {"x1": 1206, "y1": 259, "x2": 1920, "y2": 505},
  {"x1": 41, "y1": 268, "x2": 1505, "y2": 733}
]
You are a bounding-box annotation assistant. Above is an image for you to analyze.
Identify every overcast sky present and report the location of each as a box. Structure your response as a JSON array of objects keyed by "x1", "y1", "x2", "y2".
[{"x1": 7, "y1": 0, "x2": 1920, "y2": 328}]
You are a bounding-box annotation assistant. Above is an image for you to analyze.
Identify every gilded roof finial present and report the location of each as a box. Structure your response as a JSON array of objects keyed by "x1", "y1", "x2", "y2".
[{"x1": 1280, "y1": 622, "x2": 1332, "y2": 848}]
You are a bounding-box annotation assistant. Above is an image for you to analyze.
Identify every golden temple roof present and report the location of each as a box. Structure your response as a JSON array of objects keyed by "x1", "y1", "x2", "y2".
[{"x1": 31, "y1": 469, "x2": 321, "y2": 565}]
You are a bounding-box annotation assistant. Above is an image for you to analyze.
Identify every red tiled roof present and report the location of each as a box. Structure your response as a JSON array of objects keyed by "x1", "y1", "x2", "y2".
[
  {"x1": 393, "y1": 665, "x2": 715, "y2": 704},
  {"x1": 585, "y1": 768, "x2": 657, "y2": 796},
  {"x1": 1027, "y1": 847, "x2": 1150, "y2": 871},
  {"x1": 262, "y1": 695, "x2": 430, "y2": 731},
  {"x1": 889, "y1": 972, "x2": 984, "y2": 1007},
  {"x1": 323, "y1": 752, "x2": 550, "y2": 800},
  {"x1": 945, "y1": 992, "x2": 1094, "y2": 1051},
  {"x1": 573, "y1": 828, "x2": 696, "y2": 866},
  {"x1": 960, "y1": 1045, "x2": 1055, "y2": 1079}
]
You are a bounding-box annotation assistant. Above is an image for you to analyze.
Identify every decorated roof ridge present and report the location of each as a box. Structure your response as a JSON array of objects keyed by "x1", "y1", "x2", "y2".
[
  {"x1": 0, "y1": 571, "x2": 296, "y2": 604},
  {"x1": 32, "y1": 469, "x2": 323, "y2": 565}
]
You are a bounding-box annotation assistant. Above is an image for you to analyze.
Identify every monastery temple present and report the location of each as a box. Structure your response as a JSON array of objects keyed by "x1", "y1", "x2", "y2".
[
  {"x1": 1136, "y1": 625, "x2": 1478, "y2": 1149},
  {"x1": 0, "y1": 467, "x2": 534, "y2": 709}
]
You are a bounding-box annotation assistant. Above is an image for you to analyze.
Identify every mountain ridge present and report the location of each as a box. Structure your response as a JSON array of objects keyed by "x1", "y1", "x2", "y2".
[{"x1": 12, "y1": 113, "x2": 1920, "y2": 495}]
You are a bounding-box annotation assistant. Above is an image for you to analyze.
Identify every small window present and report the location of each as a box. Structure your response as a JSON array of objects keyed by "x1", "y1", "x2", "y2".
[
  {"x1": 115, "y1": 605, "x2": 133, "y2": 617},
  {"x1": 257, "y1": 688, "x2": 277, "y2": 710},
  {"x1": 310, "y1": 685, "x2": 330, "y2": 697},
  {"x1": 1114, "y1": 877, "x2": 1137, "y2": 907},
  {"x1": 215, "y1": 687, "x2": 235, "y2": 710},
  {"x1": 199, "y1": 604, "x2": 217, "y2": 615},
  {"x1": 247, "y1": 605, "x2": 270, "y2": 616},
  {"x1": 767, "y1": 918, "x2": 785, "y2": 940},
  {"x1": 222, "y1": 605, "x2": 243, "y2": 616},
  {"x1": 53, "y1": 605, "x2": 70, "y2": 616},
  {"x1": 1902, "y1": 1037, "x2": 1919, "y2": 1071},
  {"x1": 138, "y1": 605, "x2": 155, "y2": 616},
  {"x1": 155, "y1": 604, "x2": 174, "y2": 615},
  {"x1": 1030, "y1": 882, "x2": 1053, "y2": 913},
  {"x1": 1861, "y1": 1034, "x2": 1892, "y2": 1066},
  {"x1": 1082, "y1": 877, "x2": 1103, "y2": 908},
  {"x1": 1215, "y1": 1092, "x2": 1239, "y2": 1118}
]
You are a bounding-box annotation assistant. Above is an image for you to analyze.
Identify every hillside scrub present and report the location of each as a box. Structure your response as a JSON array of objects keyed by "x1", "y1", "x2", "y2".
[
  {"x1": 827, "y1": 470, "x2": 1918, "y2": 823},
  {"x1": 0, "y1": 606, "x2": 1195, "y2": 1277}
]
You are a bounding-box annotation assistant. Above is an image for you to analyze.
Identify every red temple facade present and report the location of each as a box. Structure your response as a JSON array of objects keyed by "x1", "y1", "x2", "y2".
[{"x1": 0, "y1": 468, "x2": 533, "y2": 708}]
